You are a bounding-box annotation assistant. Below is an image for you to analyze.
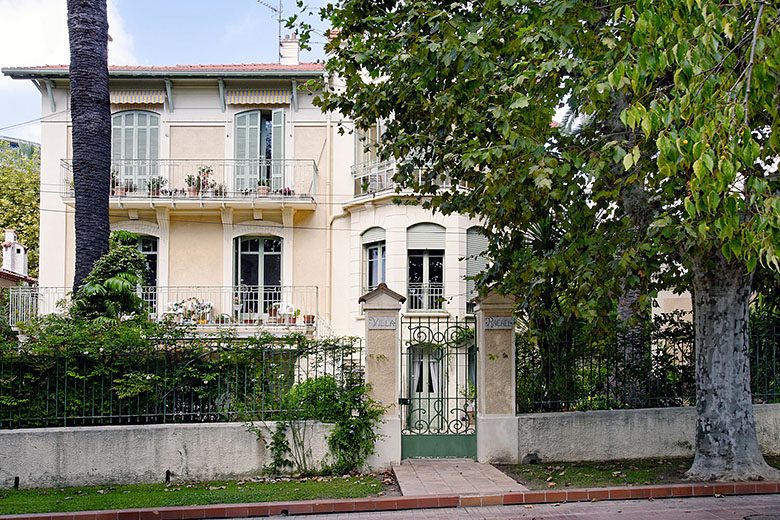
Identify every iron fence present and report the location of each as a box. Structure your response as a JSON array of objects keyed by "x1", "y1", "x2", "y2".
[
  {"x1": 0, "y1": 336, "x2": 363, "y2": 429},
  {"x1": 516, "y1": 313, "x2": 780, "y2": 413}
]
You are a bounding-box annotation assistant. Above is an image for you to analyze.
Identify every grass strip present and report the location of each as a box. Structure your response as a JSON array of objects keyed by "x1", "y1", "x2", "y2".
[
  {"x1": 0, "y1": 475, "x2": 385, "y2": 515},
  {"x1": 499, "y1": 456, "x2": 780, "y2": 490}
]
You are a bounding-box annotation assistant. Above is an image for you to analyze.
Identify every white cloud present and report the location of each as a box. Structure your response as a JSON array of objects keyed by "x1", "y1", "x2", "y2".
[{"x1": 0, "y1": 0, "x2": 137, "y2": 141}]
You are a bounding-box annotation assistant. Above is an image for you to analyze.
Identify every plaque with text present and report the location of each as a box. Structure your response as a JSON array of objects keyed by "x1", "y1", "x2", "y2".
[
  {"x1": 367, "y1": 316, "x2": 397, "y2": 330},
  {"x1": 484, "y1": 316, "x2": 514, "y2": 330}
]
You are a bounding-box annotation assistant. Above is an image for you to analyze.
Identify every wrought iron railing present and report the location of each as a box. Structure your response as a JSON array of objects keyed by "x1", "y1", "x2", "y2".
[
  {"x1": 516, "y1": 313, "x2": 780, "y2": 413},
  {"x1": 9, "y1": 285, "x2": 319, "y2": 329},
  {"x1": 350, "y1": 160, "x2": 468, "y2": 197},
  {"x1": 407, "y1": 282, "x2": 445, "y2": 312},
  {"x1": 352, "y1": 160, "x2": 396, "y2": 196},
  {"x1": 61, "y1": 158, "x2": 317, "y2": 199},
  {"x1": 0, "y1": 336, "x2": 363, "y2": 428},
  {"x1": 400, "y1": 317, "x2": 477, "y2": 436}
]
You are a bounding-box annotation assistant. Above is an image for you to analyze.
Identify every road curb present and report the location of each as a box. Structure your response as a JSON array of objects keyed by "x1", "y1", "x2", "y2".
[{"x1": 2, "y1": 481, "x2": 778, "y2": 519}]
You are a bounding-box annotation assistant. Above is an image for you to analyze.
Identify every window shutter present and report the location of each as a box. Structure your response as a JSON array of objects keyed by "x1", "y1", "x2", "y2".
[
  {"x1": 271, "y1": 109, "x2": 285, "y2": 189},
  {"x1": 466, "y1": 227, "x2": 489, "y2": 299},
  {"x1": 361, "y1": 227, "x2": 386, "y2": 245},
  {"x1": 111, "y1": 114, "x2": 122, "y2": 162},
  {"x1": 407, "y1": 223, "x2": 445, "y2": 249}
]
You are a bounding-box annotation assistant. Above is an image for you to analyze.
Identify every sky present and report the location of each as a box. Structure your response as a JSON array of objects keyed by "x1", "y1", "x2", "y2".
[{"x1": 0, "y1": 0, "x2": 328, "y2": 143}]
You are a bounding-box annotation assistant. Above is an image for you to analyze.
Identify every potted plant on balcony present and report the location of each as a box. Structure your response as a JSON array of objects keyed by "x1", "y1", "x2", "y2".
[
  {"x1": 303, "y1": 313, "x2": 315, "y2": 326},
  {"x1": 124, "y1": 180, "x2": 136, "y2": 195},
  {"x1": 276, "y1": 187, "x2": 294, "y2": 197},
  {"x1": 110, "y1": 170, "x2": 120, "y2": 196},
  {"x1": 288, "y1": 308, "x2": 301, "y2": 325},
  {"x1": 185, "y1": 174, "x2": 200, "y2": 196},
  {"x1": 213, "y1": 183, "x2": 227, "y2": 197},
  {"x1": 257, "y1": 178, "x2": 270, "y2": 196},
  {"x1": 145, "y1": 176, "x2": 167, "y2": 196}
]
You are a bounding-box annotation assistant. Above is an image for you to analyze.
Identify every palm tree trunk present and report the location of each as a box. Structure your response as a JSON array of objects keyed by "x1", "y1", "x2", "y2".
[{"x1": 67, "y1": 0, "x2": 111, "y2": 292}]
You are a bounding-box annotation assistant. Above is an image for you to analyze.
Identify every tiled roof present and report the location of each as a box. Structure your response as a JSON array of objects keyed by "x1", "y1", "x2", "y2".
[{"x1": 0, "y1": 270, "x2": 36, "y2": 284}]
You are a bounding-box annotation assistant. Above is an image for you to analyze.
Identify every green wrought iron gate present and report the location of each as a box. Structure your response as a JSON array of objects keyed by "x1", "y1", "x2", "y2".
[{"x1": 400, "y1": 317, "x2": 477, "y2": 459}]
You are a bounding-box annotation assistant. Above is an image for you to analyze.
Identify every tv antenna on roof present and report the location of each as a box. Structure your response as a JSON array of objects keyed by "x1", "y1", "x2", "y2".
[{"x1": 257, "y1": 0, "x2": 284, "y2": 62}]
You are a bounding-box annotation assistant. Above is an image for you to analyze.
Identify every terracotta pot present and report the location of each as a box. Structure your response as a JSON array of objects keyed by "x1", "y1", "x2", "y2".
[{"x1": 257, "y1": 185, "x2": 270, "y2": 196}]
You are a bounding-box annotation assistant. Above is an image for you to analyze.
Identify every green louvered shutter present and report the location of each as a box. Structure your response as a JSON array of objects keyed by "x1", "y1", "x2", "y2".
[
  {"x1": 235, "y1": 111, "x2": 261, "y2": 191},
  {"x1": 466, "y1": 227, "x2": 489, "y2": 302},
  {"x1": 271, "y1": 108, "x2": 285, "y2": 191}
]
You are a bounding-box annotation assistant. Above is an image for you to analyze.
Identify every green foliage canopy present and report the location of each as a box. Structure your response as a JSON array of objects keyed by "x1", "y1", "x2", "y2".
[
  {"x1": 309, "y1": 0, "x2": 780, "y2": 325},
  {"x1": 0, "y1": 142, "x2": 39, "y2": 277}
]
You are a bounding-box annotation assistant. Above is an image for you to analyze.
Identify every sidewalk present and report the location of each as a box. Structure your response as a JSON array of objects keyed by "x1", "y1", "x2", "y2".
[{"x1": 392, "y1": 459, "x2": 528, "y2": 495}]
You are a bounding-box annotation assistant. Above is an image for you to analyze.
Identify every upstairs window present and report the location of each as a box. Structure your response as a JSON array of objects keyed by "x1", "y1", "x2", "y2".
[
  {"x1": 362, "y1": 227, "x2": 386, "y2": 293},
  {"x1": 234, "y1": 109, "x2": 285, "y2": 192},
  {"x1": 111, "y1": 111, "x2": 160, "y2": 193},
  {"x1": 407, "y1": 223, "x2": 446, "y2": 311}
]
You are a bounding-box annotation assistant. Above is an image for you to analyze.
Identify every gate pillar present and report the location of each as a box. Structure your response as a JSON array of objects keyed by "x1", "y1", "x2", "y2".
[
  {"x1": 475, "y1": 290, "x2": 519, "y2": 463},
  {"x1": 359, "y1": 283, "x2": 405, "y2": 469}
]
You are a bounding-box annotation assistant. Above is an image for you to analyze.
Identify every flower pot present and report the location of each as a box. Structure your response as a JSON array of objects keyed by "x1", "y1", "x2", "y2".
[
  {"x1": 115, "y1": 186, "x2": 126, "y2": 196},
  {"x1": 257, "y1": 185, "x2": 270, "y2": 196},
  {"x1": 187, "y1": 187, "x2": 199, "y2": 197},
  {"x1": 303, "y1": 315, "x2": 315, "y2": 325},
  {"x1": 150, "y1": 189, "x2": 160, "y2": 197}
]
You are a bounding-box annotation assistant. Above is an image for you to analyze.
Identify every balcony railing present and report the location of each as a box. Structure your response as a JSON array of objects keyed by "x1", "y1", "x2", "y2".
[
  {"x1": 407, "y1": 282, "x2": 445, "y2": 312},
  {"x1": 61, "y1": 159, "x2": 317, "y2": 200},
  {"x1": 351, "y1": 160, "x2": 466, "y2": 197},
  {"x1": 9, "y1": 285, "x2": 319, "y2": 330},
  {"x1": 352, "y1": 160, "x2": 396, "y2": 196}
]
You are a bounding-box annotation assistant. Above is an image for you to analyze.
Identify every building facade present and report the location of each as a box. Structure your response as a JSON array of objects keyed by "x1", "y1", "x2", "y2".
[{"x1": 3, "y1": 37, "x2": 486, "y2": 337}]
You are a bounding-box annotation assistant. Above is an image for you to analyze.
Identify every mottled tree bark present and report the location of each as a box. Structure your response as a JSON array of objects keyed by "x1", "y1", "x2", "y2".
[
  {"x1": 686, "y1": 252, "x2": 780, "y2": 481},
  {"x1": 67, "y1": 0, "x2": 111, "y2": 292}
]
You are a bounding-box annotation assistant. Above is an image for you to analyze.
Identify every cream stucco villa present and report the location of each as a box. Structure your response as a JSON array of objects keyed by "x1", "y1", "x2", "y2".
[{"x1": 3, "y1": 36, "x2": 489, "y2": 338}]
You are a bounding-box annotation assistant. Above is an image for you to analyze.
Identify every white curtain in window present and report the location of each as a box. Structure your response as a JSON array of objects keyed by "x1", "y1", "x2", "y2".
[
  {"x1": 429, "y1": 359, "x2": 439, "y2": 394},
  {"x1": 412, "y1": 358, "x2": 422, "y2": 393}
]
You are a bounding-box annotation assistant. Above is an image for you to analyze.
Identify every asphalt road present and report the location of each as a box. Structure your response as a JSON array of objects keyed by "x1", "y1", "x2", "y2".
[{"x1": 259, "y1": 494, "x2": 780, "y2": 519}]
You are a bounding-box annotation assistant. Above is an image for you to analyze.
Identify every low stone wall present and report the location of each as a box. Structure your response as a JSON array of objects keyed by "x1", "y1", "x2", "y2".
[
  {"x1": 0, "y1": 421, "x2": 333, "y2": 489},
  {"x1": 517, "y1": 403, "x2": 780, "y2": 462}
]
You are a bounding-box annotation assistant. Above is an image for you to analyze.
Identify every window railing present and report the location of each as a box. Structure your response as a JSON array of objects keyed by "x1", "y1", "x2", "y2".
[
  {"x1": 407, "y1": 282, "x2": 445, "y2": 312},
  {"x1": 9, "y1": 285, "x2": 319, "y2": 329},
  {"x1": 60, "y1": 159, "x2": 317, "y2": 199},
  {"x1": 351, "y1": 160, "x2": 468, "y2": 197}
]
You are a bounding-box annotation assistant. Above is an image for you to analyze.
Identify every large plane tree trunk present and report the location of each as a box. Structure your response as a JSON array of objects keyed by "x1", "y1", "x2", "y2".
[
  {"x1": 686, "y1": 252, "x2": 780, "y2": 481},
  {"x1": 67, "y1": 0, "x2": 111, "y2": 292}
]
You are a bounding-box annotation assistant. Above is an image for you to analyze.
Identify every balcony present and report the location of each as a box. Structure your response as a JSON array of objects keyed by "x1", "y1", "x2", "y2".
[
  {"x1": 60, "y1": 159, "x2": 317, "y2": 210},
  {"x1": 407, "y1": 282, "x2": 445, "y2": 312},
  {"x1": 9, "y1": 285, "x2": 320, "y2": 334},
  {"x1": 351, "y1": 160, "x2": 466, "y2": 198},
  {"x1": 352, "y1": 160, "x2": 396, "y2": 196}
]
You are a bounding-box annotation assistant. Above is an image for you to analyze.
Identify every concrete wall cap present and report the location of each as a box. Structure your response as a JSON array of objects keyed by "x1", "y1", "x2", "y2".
[{"x1": 474, "y1": 290, "x2": 515, "y2": 311}]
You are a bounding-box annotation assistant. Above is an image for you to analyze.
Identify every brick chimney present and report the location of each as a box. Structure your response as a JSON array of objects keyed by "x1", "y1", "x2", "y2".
[
  {"x1": 280, "y1": 34, "x2": 300, "y2": 65},
  {"x1": 2, "y1": 230, "x2": 28, "y2": 277}
]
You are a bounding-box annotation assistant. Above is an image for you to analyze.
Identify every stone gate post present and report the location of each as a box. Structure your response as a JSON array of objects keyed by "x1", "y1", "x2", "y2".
[
  {"x1": 475, "y1": 290, "x2": 518, "y2": 463},
  {"x1": 358, "y1": 283, "x2": 405, "y2": 469}
]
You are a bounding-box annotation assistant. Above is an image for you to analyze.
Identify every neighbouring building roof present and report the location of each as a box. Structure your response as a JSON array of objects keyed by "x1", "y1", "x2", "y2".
[
  {"x1": 0, "y1": 269, "x2": 35, "y2": 284},
  {"x1": 2, "y1": 63, "x2": 326, "y2": 80}
]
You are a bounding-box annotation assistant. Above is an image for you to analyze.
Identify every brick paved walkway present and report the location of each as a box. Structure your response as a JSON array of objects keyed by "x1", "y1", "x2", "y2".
[
  {"x1": 392, "y1": 458, "x2": 528, "y2": 496},
  {"x1": 267, "y1": 494, "x2": 780, "y2": 519}
]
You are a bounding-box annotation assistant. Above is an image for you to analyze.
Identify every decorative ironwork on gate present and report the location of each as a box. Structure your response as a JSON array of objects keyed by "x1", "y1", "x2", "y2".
[{"x1": 400, "y1": 316, "x2": 477, "y2": 459}]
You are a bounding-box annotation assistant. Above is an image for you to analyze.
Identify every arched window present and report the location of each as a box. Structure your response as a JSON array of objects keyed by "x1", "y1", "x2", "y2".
[
  {"x1": 233, "y1": 236, "x2": 282, "y2": 315},
  {"x1": 407, "y1": 223, "x2": 445, "y2": 311},
  {"x1": 111, "y1": 111, "x2": 160, "y2": 193},
  {"x1": 362, "y1": 227, "x2": 386, "y2": 292}
]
